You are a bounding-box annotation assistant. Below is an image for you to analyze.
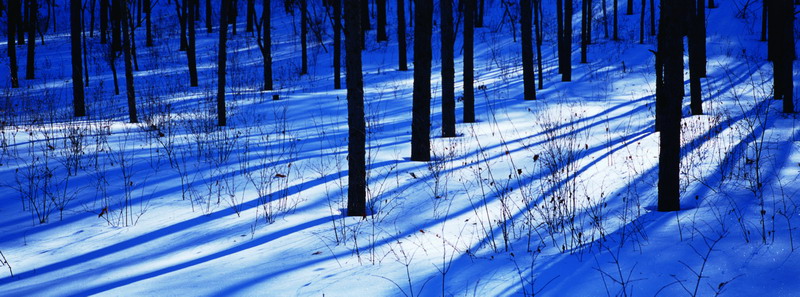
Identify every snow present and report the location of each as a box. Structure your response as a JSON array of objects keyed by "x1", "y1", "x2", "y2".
[{"x1": 0, "y1": 0, "x2": 799, "y2": 296}]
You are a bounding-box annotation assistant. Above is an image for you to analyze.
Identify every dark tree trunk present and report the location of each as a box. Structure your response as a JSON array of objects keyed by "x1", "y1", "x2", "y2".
[
  {"x1": 246, "y1": 0, "x2": 254, "y2": 32},
  {"x1": 71, "y1": 0, "x2": 86, "y2": 116},
  {"x1": 656, "y1": 0, "x2": 683, "y2": 212},
  {"x1": 708, "y1": 0, "x2": 716, "y2": 8},
  {"x1": 562, "y1": 0, "x2": 573, "y2": 81},
  {"x1": 263, "y1": 0, "x2": 273, "y2": 90},
  {"x1": 411, "y1": 0, "x2": 432, "y2": 161},
  {"x1": 534, "y1": 0, "x2": 543, "y2": 89},
  {"x1": 626, "y1": 0, "x2": 633, "y2": 14},
  {"x1": 218, "y1": 0, "x2": 229, "y2": 126},
  {"x1": 17, "y1": 0, "x2": 24, "y2": 46},
  {"x1": 521, "y1": 0, "x2": 536, "y2": 99},
  {"x1": 301, "y1": 0, "x2": 308, "y2": 74},
  {"x1": 441, "y1": 0, "x2": 455, "y2": 137},
  {"x1": 377, "y1": 0, "x2": 386, "y2": 41},
  {"x1": 230, "y1": 0, "x2": 237, "y2": 35},
  {"x1": 9, "y1": 0, "x2": 19, "y2": 88},
  {"x1": 187, "y1": 0, "x2": 198, "y2": 86},
  {"x1": 771, "y1": 0, "x2": 795, "y2": 113},
  {"x1": 334, "y1": 0, "x2": 341, "y2": 88},
  {"x1": 344, "y1": 0, "x2": 366, "y2": 216},
  {"x1": 688, "y1": 0, "x2": 703, "y2": 115},
  {"x1": 122, "y1": 0, "x2": 138, "y2": 123},
  {"x1": 100, "y1": 0, "x2": 108, "y2": 43},
  {"x1": 476, "y1": 0, "x2": 484, "y2": 27},
  {"x1": 463, "y1": 0, "x2": 475, "y2": 123},
  {"x1": 145, "y1": 0, "x2": 152, "y2": 46},
  {"x1": 25, "y1": 0, "x2": 36, "y2": 80},
  {"x1": 397, "y1": 0, "x2": 407, "y2": 70}
]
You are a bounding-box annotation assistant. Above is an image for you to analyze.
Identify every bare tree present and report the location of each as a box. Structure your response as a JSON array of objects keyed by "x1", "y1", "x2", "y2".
[
  {"x1": 187, "y1": 0, "x2": 198, "y2": 86},
  {"x1": 71, "y1": 0, "x2": 86, "y2": 116},
  {"x1": 463, "y1": 0, "x2": 475, "y2": 122},
  {"x1": 8, "y1": 0, "x2": 19, "y2": 88},
  {"x1": 217, "y1": 0, "x2": 229, "y2": 126},
  {"x1": 397, "y1": 0, "x2": 407, "y2": 70},
  {"x1": 345, "y1": 0, "x2": 366, "y2": 216},
  {"x1": 411, "y1": 0, "x2": 432, "y2": 160},
  {"x1": 122, "y1": 0, "x2": 138, "y2": 123},
  {"x1": 377, "y1": 0, "x2": 387, "y2": 41},
  {"x1": 256, "y1": 0, "x2": 273, "y2": 90},
  {"x1": 441, "y1": 0, "x2": 456, "y2": 136},
  {"x1": 656, "y1": 0, "x2": 683, "y2": 211},
  {"x1": 25, "y1": 0, "x2": 36, "y2": 79},
  {"x1": 521, "y1": 0, "x2": 536, "y2": 99}
]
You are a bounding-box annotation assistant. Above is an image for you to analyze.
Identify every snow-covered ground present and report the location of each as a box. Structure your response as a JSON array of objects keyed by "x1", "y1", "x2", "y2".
[{"x1": 1, "y1": 1, "x2": 799, "y2": 296}]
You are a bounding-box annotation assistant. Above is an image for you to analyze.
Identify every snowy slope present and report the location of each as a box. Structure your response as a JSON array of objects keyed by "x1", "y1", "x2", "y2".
[{"x1": 0, "y1": 1, "x2": 798, "y2": 296}]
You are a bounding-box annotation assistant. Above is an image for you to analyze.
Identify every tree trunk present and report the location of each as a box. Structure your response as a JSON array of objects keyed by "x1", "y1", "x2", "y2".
[
  {"x1": 122, "y1": 0, "x2": 138, "y2": 123},
  {"x1": 377, "y1": 0, "x2": 386, "y2": 41},
  {"x1": 145, "y1": 0, "x2": 152, "y2": 46},
  {"x1": 626, "y1": 0, "x2": 633, "y2": 14},
  {"x1": 657, "y1": 0, "x2": 683, "y2": 212},
  {"x1": 187, "y1": 0, "x2": 198, "y2": 86},
  {"x1": 179, "y1": 0, "x2": 188, "y2": 51},
  {"x1": 441, "y1": 0, "x2": 456, "y2": 136},
  {"x1": 334, "y1": 0, "x2": 341, "y2": 88},
  {"x1": 397, "y1": 0, "x2": 407, "y2": 70},
  {"x1": 602, "y1": 0, "x2": 608, "y2": 38},
  {"x1": 71, "y1": 0, "x2": 86, "y2": 116},
  {"x1": 521, "y1": 0, "x2": 536, "y2": 99},
  {"x1": 9, "y1": 0, "x2": 19, "y2": 88},
  {"x1": 688, "y1": 0, "x2": 703, "y2": 115},
  {"x1": 476, "y1": 0, "x2": 484, "y2": 27},
  {"x1": 463, "y1": 0, "x2": 475, "y2": 123},
  {"x1": 218, "y1": 0, "x2": 229, "y2": 126},
  {"x1": 411, "y1": 0, "x2": 432, "y2": 161},
  {"x1": 698, "y1": 0, "x2": 706, "y2": 76},
  {"x1": 25, "y1": 0, "x2": 36, "y2": 80},
  {"x1": 263, "y1": 0, "x2": 273, "y2": 90},
  {"x1": 344, "y1": 0, "x2": 366, "y2": 216},
  {"x1": 100, "y1": 0, "x2": 108, "y2": 43},
  {"x1": 562, "y1": 0, "x2": 573, "y2": 81},
  {"x1": 300, "y1": 0, "x2": 308, "y2": 74},
  {"x1": 534, "y1": 0, "x2": 544, "y2": 89},
  {"x1": 246, "y1": 0, "x2": 254, "y2": 32}
]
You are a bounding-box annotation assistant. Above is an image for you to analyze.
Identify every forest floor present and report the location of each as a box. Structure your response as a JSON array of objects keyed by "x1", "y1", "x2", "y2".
[{"x1": 0, "y1": 1, "x2": 799, "y2": 296}]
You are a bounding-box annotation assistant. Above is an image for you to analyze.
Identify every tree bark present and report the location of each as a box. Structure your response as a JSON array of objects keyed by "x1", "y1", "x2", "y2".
[
  {"x1": 122, "y1": 0, "x2": 138, "y2": 123},
  {"x1": 8, "y1": 0, "x2": 19, "y2": 88},
  {"x1": 246, "y1": 0, "x2": 254, "y2": 32},
  {"x1": 187, "y1": 0, "x2": 198, "y2": 86},
  {"x1": 25, "y1": 0, "x2": 36, "y2": 80},
  {"x1": 377, "y1": 0, "x2": 387, "y2": 41},
  {"x1": 333, "y1": 0, "x2": 341, "y2": 88},
  {"x1": 657, "y1": 0, "x2": 683, "y2": 212},
  {"x1": 441, "y1": 0, "x2": 455, "y2": 137},
  {"x1": 206, "y1": 0, "x2": 212, "y2": 33},
  {"x1": 71, "y1": 0, "x2": 86, "y2": 116},
  {"x1": 521, "y1": 0, "x2": 536, "y2": 99},
  {"x1": 411, "y1": 0, "x2": 432, "y2": 160},
  {"x1": 581, "y1": 0, "x2": 588, "y2": 63},
  {"x1": 613, "y1": 0, "x2": 619, "y2": 40},
  {"x1": 626, "y1": 0, "x2": 633, "y2": 14},
  {"x1": 534, "y1": 0, "x2": 543, "y2": 89},
  {"x1": 100, "y1": 0, "x2": 108, "y2": 43},
  {"x1": 562, "y1": 0, "x2": 573, "y2": 81},
  {"x1": 263, "y1": 0, "x2": 273, "y2": 90},
  {"x1": 145, "y1": 0, "x2": 152, "y2": 46},
  {"x1": 218, "y1": 0, "x2": 229, "y2": 126},
  {"x1": 344, "y1": 0, "x2": 366, "y2": 216},
  {"x1": 688, "y1": 0, "x2": 703, "y2": 115},
  {"x1": 397, "y1": 0, "x2": 407, "y2": 70},
  {"x1": 463, "y1": 0, "x2": 475, "y2": 122}
]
